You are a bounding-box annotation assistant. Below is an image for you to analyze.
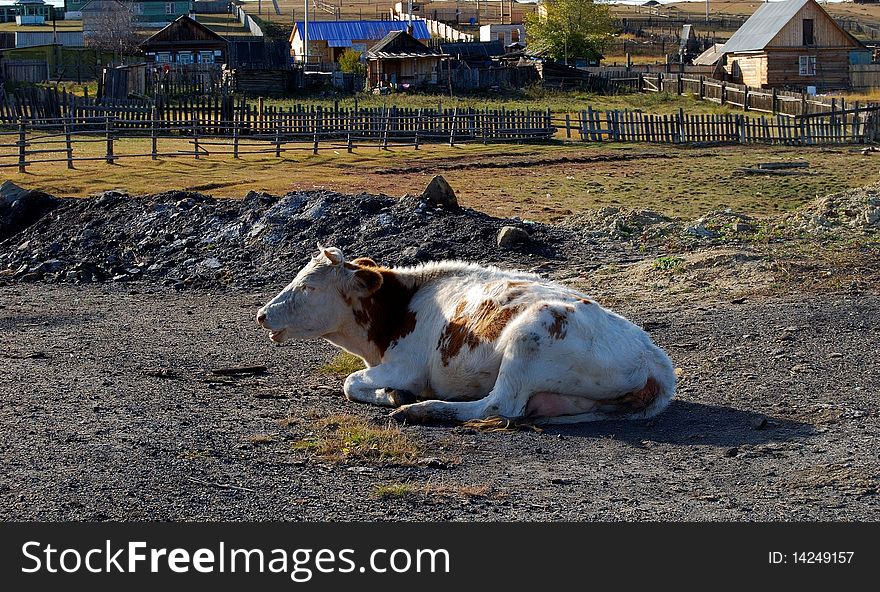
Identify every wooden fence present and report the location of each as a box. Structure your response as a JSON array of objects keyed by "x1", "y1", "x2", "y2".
[
  {"x1": 556, "y1": 106, "x2": 880, "y2": 145},
  {"x1": 640, "y1": 72, "x2": 856, "y2": 117},
  {"x1": 0, "y1": 109, "x2": 558, "y2": 171},
  {"x1": 2, "y1": 102, "x2": 877, "y2": 172}
]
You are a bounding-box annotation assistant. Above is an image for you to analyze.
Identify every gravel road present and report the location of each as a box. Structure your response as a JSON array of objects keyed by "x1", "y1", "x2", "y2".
[{"x1": 1, "y1": 283, "x2": 876, "y2": 521}]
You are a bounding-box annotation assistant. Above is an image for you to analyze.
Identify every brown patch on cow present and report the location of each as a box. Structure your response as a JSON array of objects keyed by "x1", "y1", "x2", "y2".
[
  {"x1": 547, "y1": 309, "x2": 569, "y2": 340},
  {"x1": 354, "y1": 269, "x2": 417, "y2": 358},
  {"x1": 616, "y1": 377, "x2": 661, "y2": 410},
  {"x1": 352, "y1": 257, "x2": 379, "y2": 268},
  {"x1": 578, "y1": 298, "x2": 594, "y2": 306},
  {"x1": 437, "y1": 300, "x2": 520, "y2": 366},
  {"x1": 502, "y1": 281, "x2": 530, "y2": 304}
]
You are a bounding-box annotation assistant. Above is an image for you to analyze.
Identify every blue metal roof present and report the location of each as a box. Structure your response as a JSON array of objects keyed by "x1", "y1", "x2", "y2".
[{"x1": 294, "y1": 20, "x2": 430, "y2": 46}]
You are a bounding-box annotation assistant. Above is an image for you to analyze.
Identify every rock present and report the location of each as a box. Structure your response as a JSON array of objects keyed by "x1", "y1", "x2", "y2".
[
  {"x1": 420, "y1": 175, "x2": 459, "y2": 210},
  {"x1": 0, "y1": 181, "x2": 60, "y2": 242},
  {"x1": 497, "y1": 226, "x2": 530, "y2": 248},
  {"x1": 749, "y1": 416, "x2": 768, "y2": 430},
  {"x1": 733, "y1": 221, "x2": 755, "y2": 233},
  {"x1": 723, "y1": 447, "x2": 739, "y2": 458},
  {"x1": 683, "y1": 224, "x2": 718, "y2": 238},
  {"x1": 32, "y1": 259, "x2": 66, "y2": 275},
  {"x1": 201, "y1": 257, "x2": 222, "y2": 269}
]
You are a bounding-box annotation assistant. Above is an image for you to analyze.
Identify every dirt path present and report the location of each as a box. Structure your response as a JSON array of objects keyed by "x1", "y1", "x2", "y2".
[{"x1": 1, "y1": 283, "x2": 876, "y2": 521}]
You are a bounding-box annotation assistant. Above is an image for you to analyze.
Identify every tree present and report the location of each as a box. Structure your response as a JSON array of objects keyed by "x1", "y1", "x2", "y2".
[
  {"x1": 525, "y1": 0, "x2": 613, "y2": 64},
  {"x1": 84, "y1": 1, "x2": 142, "y2": 57},
  {"x1": 338, "y1": 49, "x2": 366, "y2": 76}
]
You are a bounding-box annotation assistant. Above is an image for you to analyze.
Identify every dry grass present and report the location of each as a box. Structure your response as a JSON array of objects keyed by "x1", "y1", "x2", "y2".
[
  {"x1": 318, "y1": 352, "x2": 365, "y2": 377},
  {"x1": 462, "y1": 416, "x2": 543, "y2": 433},
  {"x1": 372, "y1": 481, "x2": 496, "y2": 500},
  {"x1": 3, "y1": 131, "x2": 875, "y2": 223},
  {"x1": 246, "y1": 433, "x2": 274, "y2": 445},
  {"x1": 292, "y1": 414, "x2": 423, "y2": 464}
]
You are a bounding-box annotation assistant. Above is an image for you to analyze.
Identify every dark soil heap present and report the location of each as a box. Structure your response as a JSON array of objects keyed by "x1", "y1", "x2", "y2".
[{"x1": 1, "y1": 180, "x2": 636, "y2": 289}]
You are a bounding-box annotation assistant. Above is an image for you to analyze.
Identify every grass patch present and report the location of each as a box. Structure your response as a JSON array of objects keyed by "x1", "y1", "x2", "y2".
[
  {"x1": 373, "y1": 483, "x2": 418, "y2": 499},
  {"x1": 372, "y1": 481, "x2": 496, "y2": 501},
  {"x1": 318, "y1": 352, "x2": 365, "y2": 377},
  {"x1": 653, "y1": 255, "x2": 686, "y2": 271},
  {"x1": 292, "y1": 415, "x2": 422, "y2": 465}
]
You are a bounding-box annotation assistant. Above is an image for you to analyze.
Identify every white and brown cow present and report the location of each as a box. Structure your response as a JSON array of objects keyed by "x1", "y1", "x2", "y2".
[{"x1": 256, "y1": 245, "x2": 677, "y2": 424}]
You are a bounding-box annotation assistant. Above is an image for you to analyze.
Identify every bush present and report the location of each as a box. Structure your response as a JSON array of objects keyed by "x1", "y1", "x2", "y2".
[{"x1": 338, "y1": 49, "x2": 366, "y2": 76}]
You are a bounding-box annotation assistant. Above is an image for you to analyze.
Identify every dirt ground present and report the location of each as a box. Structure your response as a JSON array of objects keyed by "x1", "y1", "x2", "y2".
[{"x1": 0, "y1": 281, "x2": 877, "y2": 521}]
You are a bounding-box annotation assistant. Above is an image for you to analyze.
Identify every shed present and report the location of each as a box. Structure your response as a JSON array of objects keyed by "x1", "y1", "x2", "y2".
[
  {"x1": 693, "y1": 43, "x2": 726, "y2": 66},
  {"x1": 365, "y1": 30, "x2": 443, "y2": 89},
  {"x1": 721, "y1": 0, "x2": 871, "y2": 91},
  {"x1": 289, "y1": 19, "x2": 430, "y2": 68},
  {"x1": 140, "y1": 15, "x2": 228, "y2": 65}
]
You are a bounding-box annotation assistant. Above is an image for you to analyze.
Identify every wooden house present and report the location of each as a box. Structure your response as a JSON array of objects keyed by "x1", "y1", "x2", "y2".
[
  {"x1": 721, "y1": 0, "x2": 871, "y2": 91},
  {"x1": 366, "y1": 30, "x2": 443, "y2": 89},
  {"x1": 140, "y1": 15, "x2": 227, "y2": 64},
  {"x1": 289, "y1": 20, "x2": 430, "y2": 68}
]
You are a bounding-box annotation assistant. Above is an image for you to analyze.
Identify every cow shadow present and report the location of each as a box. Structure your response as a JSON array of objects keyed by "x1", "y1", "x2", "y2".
[{"x1": 546, "y1": 400, "x2": 815, "y2": 448}]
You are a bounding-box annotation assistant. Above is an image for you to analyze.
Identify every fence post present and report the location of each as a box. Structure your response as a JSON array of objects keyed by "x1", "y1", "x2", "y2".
[
  {"x1": 771, "y1": 88, "x2": 778, "y2": 114},
  {"x1": 414, "y1": 108, "x2": 421, "y2": 150},
  {"x1": 743, "y1": 85, "x2": 750, "y2": 112},
  {"x1": 105, "y1": 116, "x2": 114, "y2": 164},
  {"x1": 150, "y1": 105, "x2": 158, "y2": 160},
  {"x1": 677, "y1": 107, "x2": 685, "y2": 144},
  {"x1": 64, "y1": 115, "x2": 73, "y2": 169},
  {"x1": 233, "y1": 112, "x2": 240, "y2": 159},
  {"x1": 274, "y1": 114, "x2": 282, "y2": 158},
  {"x1": 192, "y1": 117, "x2": 199, "y2": 160},
  {"x1": 565, "y1": 113, "x2": 571, "y2": 139},
  {"x1": 17, "y1": 117, "x2": 26, "y2": 173},
  {"x1": 449, "y1": 108, "x2": 457, "y2": 147},
  {"x1": 720, "y1": 81, "x2": 726, "y2": 106},
  {"x1": 699, "y1": 76, "x2": 705, "y2": 100}
]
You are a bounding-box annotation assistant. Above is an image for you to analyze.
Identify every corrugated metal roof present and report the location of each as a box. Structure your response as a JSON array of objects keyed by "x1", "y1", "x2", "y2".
[
  {"x1": 295, "y1": 20, "x2": 430, "y2": 45},
  {"x1": 693, "y1": 43, "x2": 725, "y2": 66},
  {"x1": 722, "y1": 0, "x2": 810, "y2": 54}
]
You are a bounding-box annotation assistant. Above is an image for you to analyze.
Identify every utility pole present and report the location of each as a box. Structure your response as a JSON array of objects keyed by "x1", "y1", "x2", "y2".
[
  {"x1": 304, "y1": 0, "x2": 309, "y2": 69},
  {"x1": 706, "y1": 0, "x2": 709, "y2": 23}
]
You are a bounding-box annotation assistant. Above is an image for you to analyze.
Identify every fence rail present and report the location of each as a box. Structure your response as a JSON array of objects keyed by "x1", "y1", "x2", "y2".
[
  {"x1": 640, "y1": 72, "x2": 860, "y2": 117},
  {"x1": 554, "y1": 107, "x2": 878, "y2": 145},
  {"x1": 2, "y1": 104, "x2": 877, "y2": 171}
]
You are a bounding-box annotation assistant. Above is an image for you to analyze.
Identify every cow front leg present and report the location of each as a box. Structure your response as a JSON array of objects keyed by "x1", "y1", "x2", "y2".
[{"x1": 343, "y1": 366, "x2": 422, "y2": 408}]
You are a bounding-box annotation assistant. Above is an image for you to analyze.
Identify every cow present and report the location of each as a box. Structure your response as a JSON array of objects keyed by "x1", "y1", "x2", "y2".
[{"x1": 256, "y1": 245, "x2": 677, "y2": 424}]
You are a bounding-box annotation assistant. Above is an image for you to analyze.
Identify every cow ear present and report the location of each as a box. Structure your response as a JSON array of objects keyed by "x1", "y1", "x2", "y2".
[
  {"x1": 321, "y1": 247, "x2": 344, "y2": 266},
  {"x1": 354, "y1": 268, "x2": 383, "y2": 295},
  {"x1": 352, "y1": 257, "x2": 378, "y2": 268}
]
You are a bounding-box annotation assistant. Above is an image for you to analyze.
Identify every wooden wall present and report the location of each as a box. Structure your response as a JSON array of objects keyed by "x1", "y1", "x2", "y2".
[
  {"x1": 727, "y1": 54, "x2": 767, "y2": 87},
  {"x1": 727, "y1": 48, "x2": 852, "y2": 90},
  {"x1": 768, "y1": 1, "x2": 860, "y2": 49},
  {"x1": 766, "y1": 49, "x2": 851, "y2": 90}
]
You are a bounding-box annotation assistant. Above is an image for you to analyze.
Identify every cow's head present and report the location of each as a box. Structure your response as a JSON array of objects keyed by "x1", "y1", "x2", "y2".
[{"x1": 256, "y1": 244, "x2": 383, "y2": 343}]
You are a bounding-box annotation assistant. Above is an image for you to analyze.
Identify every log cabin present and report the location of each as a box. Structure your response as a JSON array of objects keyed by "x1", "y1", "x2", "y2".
[{"x1": 721, "y1": 0, "x2": 872, "y2": 91}]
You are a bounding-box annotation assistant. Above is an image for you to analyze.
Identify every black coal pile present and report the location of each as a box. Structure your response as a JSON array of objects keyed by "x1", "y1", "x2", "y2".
[
  {"x1": 0, "y1": 178, "x2": 617, "y2": 289},
  {"x1": 0, "y1": 181, "x2": 59, "y2": 243}
]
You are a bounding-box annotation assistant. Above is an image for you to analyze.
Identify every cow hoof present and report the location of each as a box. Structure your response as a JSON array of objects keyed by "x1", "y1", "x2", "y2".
[{"x1": 387, "y1": 389, "x2": 417, "y2": 407}]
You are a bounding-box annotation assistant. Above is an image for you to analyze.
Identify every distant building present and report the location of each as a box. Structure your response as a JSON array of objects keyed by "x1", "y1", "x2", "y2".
[
  {"x1": 70, "y1": 0, "x2": 192, "y2": 25},
  {"x1": 289, "y1": 19, "x2": 430, "y2": 67},
  {"x1": 366, "y1": 29, "x2": 443, "y2": 88},
  {"x1": 140, "y1": 14, "x2": 227, "y2": 64},
  {"x1": 479, "y1": 24, "x2": 525, "y2": 47},
  {"x1": 13, "y1": 0, "x2": 51, "y2": 25},
  {"x1": 721, "y1": 0, "x2": 871, "y2": 91}
]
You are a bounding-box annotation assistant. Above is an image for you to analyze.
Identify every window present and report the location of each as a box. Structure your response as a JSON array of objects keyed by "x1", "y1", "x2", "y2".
[
  {"x1": 176, "y1": 52, "x2": 194, "y2": 64},
  {"x1": 799, "y1": 55, "x2": 817, "y2": 76},
  {"x1": 511, "y1": 29, "x2": 520, "y2": 43},
  {"x1": 133, "y1": 2, "x2": 144, "y2": 15},
  {"x1": 198, "y1": 51, "x2": 214, "y2": 64},
  {"x1": 803, "y1": 19, "x2": 814, "y2": 45},
  {"x1": 165, "y1": 2, "x2": 175, "y2": 14},
  {"x1": 156, "y1": 52, "x2": 172, "y2": 63}
]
